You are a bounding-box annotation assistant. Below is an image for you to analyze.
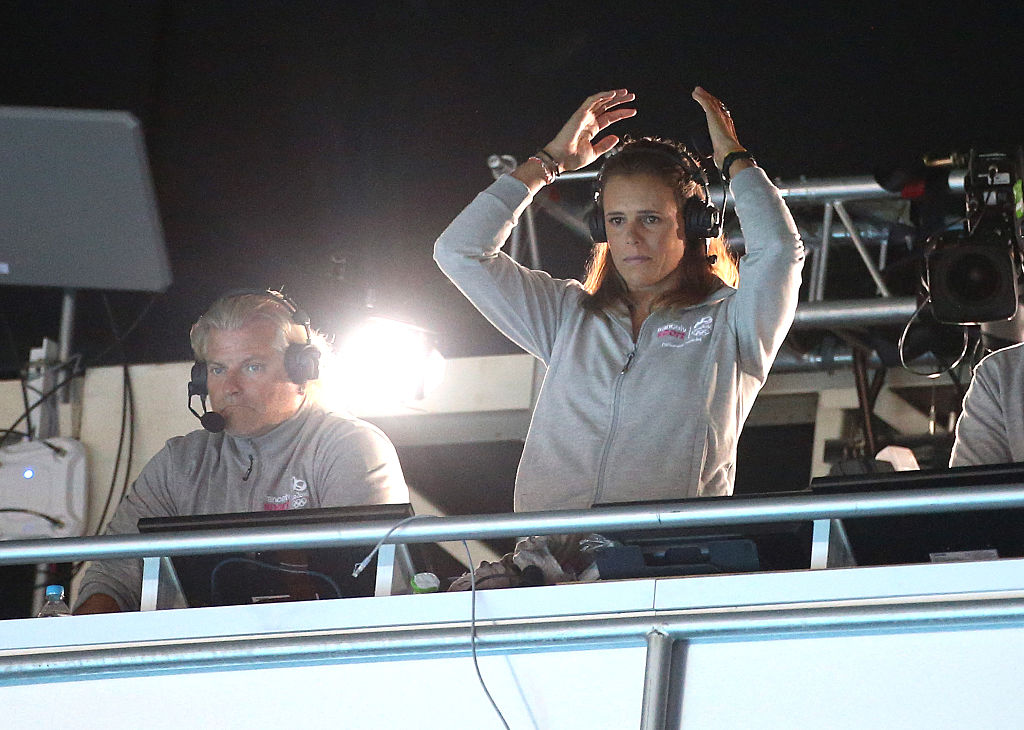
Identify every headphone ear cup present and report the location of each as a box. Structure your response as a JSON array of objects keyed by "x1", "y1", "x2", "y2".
[
  {"x1": 284, "y1": 343, "x2": 321, "y2": 385},
  {"x1": 188, "y1": 362, "x2": 208, "y2": 398},
  {"x1": 683, "y1": 196, "x2": 722, "y2": 243}
]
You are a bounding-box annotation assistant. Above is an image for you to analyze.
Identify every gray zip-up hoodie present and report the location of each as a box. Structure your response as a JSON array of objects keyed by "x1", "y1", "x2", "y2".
[
  {"x1": 75, "y1": 402, "x2": 408, "y2": 610},
  {"x1": 434, "y1": 167, "x2": 803, "y2": 511}
]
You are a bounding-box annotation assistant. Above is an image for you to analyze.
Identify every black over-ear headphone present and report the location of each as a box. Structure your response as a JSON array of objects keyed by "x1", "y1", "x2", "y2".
[
  {"x1": 188, "y1": 289, "x2": 322, "y2": 401},
  {"x1": 587, "y1": 142, "x2": 722, "y2": 245}
]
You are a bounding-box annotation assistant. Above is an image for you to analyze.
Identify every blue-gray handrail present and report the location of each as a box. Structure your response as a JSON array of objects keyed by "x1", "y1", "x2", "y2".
[{"x1": 1, "y1": 484, "x2": 1022, "y2": 566}]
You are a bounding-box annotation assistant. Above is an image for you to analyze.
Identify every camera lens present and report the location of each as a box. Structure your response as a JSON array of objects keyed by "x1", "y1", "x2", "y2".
[{"x1": 948, "y1": 252, "x2": 1001, "y2": 303}]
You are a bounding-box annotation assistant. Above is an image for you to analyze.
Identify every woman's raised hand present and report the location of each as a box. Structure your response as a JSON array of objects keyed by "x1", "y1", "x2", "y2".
[
  {"x1": 543, "y1": 89, "x2": 636, "y2": 173},
  {"x1": 691, "y1": 86, "x2": 745, "y2": 170}
]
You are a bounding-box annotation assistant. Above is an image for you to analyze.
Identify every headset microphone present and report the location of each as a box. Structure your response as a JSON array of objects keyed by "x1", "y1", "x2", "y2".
[
  {"x1": 187, "y1": 396, "x2": 225, "y2": 433},
  {"x1": 199, "y1": 411, "x2": 226, "y2": 433},
  {"x1": 188, "y1": 373, "x2": 225, "y2": 433}
]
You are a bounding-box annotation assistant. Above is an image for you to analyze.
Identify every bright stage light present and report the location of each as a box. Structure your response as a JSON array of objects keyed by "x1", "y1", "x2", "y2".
[{"x1": 326, "y1": 316, "x2": 446, "y2": 413}]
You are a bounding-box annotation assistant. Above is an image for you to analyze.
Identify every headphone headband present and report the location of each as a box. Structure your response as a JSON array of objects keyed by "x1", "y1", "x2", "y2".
[
  {"x1": 215, "y1": 288, "x2": 310, "y2": 332},
  {"x1": 595, "y1": 142, "x2": 710, "y2": 196}
]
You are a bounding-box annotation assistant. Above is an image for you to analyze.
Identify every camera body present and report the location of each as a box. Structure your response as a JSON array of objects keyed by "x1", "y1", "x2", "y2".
[{"x1": 927, "y1": 150, "x2": 1024, "y2": 325}]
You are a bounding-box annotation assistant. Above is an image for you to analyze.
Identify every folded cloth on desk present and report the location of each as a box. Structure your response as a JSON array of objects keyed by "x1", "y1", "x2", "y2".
[{"x1": 446, "y1": 534, "x2": 603, "y2": 591}]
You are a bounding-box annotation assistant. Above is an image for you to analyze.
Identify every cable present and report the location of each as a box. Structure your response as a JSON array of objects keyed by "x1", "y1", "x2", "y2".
[
  {"x1": 89, "y1": 293, "x2": 161, "y2": 365},
  {"x1": 897, "y1": 296, "x2": 971, "y2": 378},
  {"x1": 0, "y1": 428, "x2": 32, "y2": 443},
  {"x1": 123, "y1": 363, "x2": 136, "y2": 510},
  {"x1": 352, "y1": 519, "x2": 511, "y2": 727},
  {"x1": 91, "y1": 361, "x2": 130, "y2": 537},
  {"x1": 0, "y1": 508, "x2": 65, "y2": 528},
  {"x1": 18, "y1": 371, "x2": 31, "y2": 439},
  {"x1": 1, "y1": 304, "x2": 78, "y2": 443},
  {"x1": 1, "y1": 365, "x2": 79, "y2": 440},
  {"x1": 2, "y1": 354, "x2": 82, "y2": 444},
  {"x1": 209, "y1": 557, "x2": 343, "y2": 604},
  {"x1": 91, "y1": 294, "x2": 140, "y2": 538},
  {"x1": 462, "y1": 540, "x2": 512, "y2": 730},
  {"x1": 0, "y1": 430, "x2": 64, "y2": 455},
  {"x1": 70, "y1": 298, "x2": 142, "y2": 577},
  {"x1": 351, "y1": 514, "x2": 426, "y2": 578},
  {"x1": 1, "y1": 293, "x2": 158, "y2": 450}
]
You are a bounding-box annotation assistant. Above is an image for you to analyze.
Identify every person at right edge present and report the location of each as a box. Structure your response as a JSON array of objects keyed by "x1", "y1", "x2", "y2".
[
  {"x1": 434, "y1": 87, "x2": 804, "y2": 588},
  {"x1": 949, "y1": 342, "x2": 1024, "y2": 466}
]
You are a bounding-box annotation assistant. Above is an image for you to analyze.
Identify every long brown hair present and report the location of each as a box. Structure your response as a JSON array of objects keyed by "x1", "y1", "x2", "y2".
[{"x1": 581, "y1": 138, "x2": 738, "y2": 313}]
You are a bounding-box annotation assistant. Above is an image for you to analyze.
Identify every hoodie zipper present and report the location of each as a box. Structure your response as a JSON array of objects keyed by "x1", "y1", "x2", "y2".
[{"x1": 594, "y1": 318, "x2": 646, "y2": 504}]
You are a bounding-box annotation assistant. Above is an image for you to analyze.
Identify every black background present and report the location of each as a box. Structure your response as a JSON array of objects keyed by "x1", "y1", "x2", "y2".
[{"x1": 1, "y1": 1, "x2": 1022, "y2": 369}]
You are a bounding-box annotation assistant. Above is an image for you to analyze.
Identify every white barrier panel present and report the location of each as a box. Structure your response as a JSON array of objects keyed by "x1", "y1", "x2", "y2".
[
  {"x1": 3, "y1": 560, "x2": 1024, "y2": 729},
  {"x1": 3, "y1": 646, "x2": 649, "y2": 730}
]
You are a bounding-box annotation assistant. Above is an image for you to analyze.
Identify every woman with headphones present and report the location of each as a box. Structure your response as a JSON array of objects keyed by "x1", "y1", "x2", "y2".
[{"x1": 434, "y1": 87, "x2": 804, "y2": 514}]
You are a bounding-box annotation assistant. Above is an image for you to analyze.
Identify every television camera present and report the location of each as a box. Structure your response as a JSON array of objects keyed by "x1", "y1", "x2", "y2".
[{"x1": 926, "y1": 149, "x2": 1024, "y2": 325}]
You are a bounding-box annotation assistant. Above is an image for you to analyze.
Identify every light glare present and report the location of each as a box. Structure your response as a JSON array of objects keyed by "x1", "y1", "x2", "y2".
[{"x1": 328, "y1": 317, "x2": 445, "y2": 413}]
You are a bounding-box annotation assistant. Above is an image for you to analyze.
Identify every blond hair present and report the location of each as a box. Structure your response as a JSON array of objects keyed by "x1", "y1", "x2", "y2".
[{"x1": 189, "y1": 291, "x2": 326, "y2": 364}]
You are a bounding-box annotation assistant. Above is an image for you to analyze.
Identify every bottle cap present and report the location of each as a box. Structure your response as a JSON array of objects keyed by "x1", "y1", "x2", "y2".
[
  {"x1": 410, "y1": 572, "x2": 440, "y2": 594},
  {"x1": 45, "y1": 584, "x2": 64, "y2": 600}
]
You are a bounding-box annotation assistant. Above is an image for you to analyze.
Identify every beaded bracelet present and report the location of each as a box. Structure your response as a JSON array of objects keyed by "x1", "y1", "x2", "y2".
[
  {"x1": 530, "y1": 151, "x2": 561, "y2": 183},
  {"x1": 528, "y1": 156, "x2": 557, "y2": 185},
  {"x1": 535, "y1": 148, "x2": 562, "y2": 176}
]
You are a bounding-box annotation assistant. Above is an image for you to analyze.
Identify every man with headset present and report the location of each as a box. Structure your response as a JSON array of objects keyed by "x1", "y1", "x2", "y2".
[{"x1": 74, "y1": 290, "x2": 409, "y2": 613}]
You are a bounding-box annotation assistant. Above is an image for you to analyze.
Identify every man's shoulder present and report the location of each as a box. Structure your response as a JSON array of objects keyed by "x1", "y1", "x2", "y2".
[
  {"x1": 303, "y1": 405, "x2": 394, "y2": 447},
  {"x1": 160, "y1": 428, "x2": 222, "y2": 460},
  {"x1": 976, "y1": 342, "x2": 1024, "y2": 378}
]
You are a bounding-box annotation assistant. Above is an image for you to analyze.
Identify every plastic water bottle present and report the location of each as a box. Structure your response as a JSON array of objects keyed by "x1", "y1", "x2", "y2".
[{"x1": 36, "y1": 584, "x2": 72, "y2": 617}]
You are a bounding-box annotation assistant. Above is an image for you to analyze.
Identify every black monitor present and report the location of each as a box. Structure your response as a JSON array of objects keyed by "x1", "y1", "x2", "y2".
[
  {"x1": 811, "y1": 461, "x2": 1024, "y2": 566},
  {"x1": 138, "y1": 504, "x2": 426, "y2": 607},
  {"x1": 590, "y1": 496, "x2": 814, "y2": 580}
]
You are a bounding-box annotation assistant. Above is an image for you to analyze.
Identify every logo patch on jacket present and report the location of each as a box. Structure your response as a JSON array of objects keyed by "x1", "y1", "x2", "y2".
[
  {"x1": 263, "y1": 476, "x2": 310, "y2": 511},
  {"x1": 263, "y1": 494, "x2": 291, "y2": 511},
  {"x1": 290, "y1": 476, "x2": 308, "y2": 508},
  {"x1": 657, "y1": 316, "x2": 713, "y2": 347}
]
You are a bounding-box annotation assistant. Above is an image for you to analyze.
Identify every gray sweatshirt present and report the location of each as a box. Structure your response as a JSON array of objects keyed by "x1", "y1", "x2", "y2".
[
  {"x1": 950, "y1": 342, "x2": 1024, "y2": 466},
  {"x1": 434, "y1": 167, "x2": 803, "y2": 511},
  {"x1": 75, "y1": 402, "x2": 408, "y2": 610}
]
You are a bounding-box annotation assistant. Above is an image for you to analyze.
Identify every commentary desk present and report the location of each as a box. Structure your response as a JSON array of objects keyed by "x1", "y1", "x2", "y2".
[{"x1": 2, "y1": 486, "x2": 1024, "y2": 729}]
